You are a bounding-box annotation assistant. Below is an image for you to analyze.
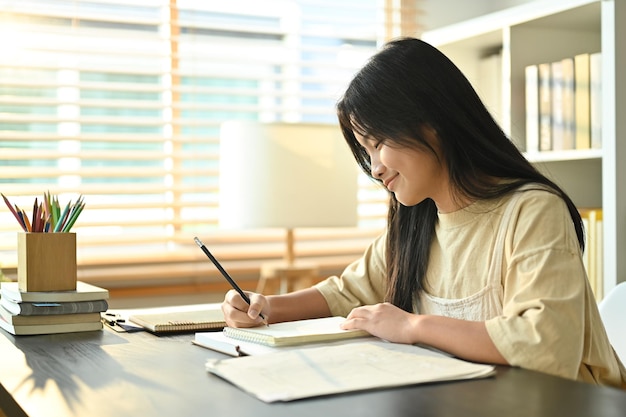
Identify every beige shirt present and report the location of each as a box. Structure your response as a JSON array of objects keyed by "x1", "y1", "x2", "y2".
[{"x1": 315, "y1": 188, "x2": 626, "y2": 388}]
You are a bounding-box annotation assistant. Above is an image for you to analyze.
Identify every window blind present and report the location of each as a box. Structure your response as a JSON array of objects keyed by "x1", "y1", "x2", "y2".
[{"x1": 0, "y1": 0, "x2": 417, "y2": 289}]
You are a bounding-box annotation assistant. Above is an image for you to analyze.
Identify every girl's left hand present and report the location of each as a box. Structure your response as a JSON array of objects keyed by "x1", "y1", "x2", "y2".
[{"x1": 340, "y1": 302, "x2": 419, "y2": 344}]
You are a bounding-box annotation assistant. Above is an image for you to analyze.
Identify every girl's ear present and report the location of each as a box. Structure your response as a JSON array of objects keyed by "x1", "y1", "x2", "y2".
[
  {"x1": 421, "y1": 124, "x2": 438, "y2": 142},
  {"x1": 419, "y1": 124, "x2": 443, "y2": 159}
]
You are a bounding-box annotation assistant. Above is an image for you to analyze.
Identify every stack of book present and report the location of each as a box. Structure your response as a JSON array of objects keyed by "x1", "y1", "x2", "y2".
[
  {"x1": 525, "y1": 52, "x2": 602, "y2": 153},
  {"x1": 0, "y1": 281, "x2": 109, "y2": 335}
]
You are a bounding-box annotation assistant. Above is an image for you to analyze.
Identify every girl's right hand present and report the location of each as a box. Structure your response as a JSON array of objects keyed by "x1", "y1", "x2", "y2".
[{"x1": 221, "y1": 289, "x2": 270, "y2": 328}]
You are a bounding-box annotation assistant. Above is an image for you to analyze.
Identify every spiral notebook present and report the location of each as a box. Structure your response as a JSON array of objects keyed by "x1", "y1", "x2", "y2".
[
  {"x1": 129, "y1": 308, "x2": 226, "y2": 334},
  {"x1": 222, "y1": 316, "x2": 369, "y2": 347}
]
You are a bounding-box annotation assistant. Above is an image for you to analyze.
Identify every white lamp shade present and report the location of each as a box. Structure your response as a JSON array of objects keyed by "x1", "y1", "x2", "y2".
[{"x1": 219, "y1": 121, "x2": 358, "y2": 229}]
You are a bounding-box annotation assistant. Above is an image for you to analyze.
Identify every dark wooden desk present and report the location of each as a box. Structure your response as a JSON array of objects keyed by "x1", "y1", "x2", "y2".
[{"x1": 1, "y1": 327, "x2": 625, "y2": 417}]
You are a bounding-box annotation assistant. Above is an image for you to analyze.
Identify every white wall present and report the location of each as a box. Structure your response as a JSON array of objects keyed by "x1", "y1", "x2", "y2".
[{"x1": 420, "y1": 0, "x2": 537, "y2": 30}]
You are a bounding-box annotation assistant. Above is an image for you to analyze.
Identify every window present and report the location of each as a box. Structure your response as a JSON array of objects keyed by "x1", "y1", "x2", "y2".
[{"x1": 0, "y1": 0, "x2": 418, "y2": 289}]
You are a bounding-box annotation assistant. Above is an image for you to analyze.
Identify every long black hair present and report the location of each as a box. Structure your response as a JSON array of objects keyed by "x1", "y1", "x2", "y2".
[{"x1": 336, "y1": 38, "x2": 584, "y2": 312}]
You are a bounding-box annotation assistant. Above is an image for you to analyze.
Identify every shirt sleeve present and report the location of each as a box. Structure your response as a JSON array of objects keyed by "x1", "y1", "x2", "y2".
[
  {"x1": 314, "y1": 232, "x2": 387, "y2": 317},
  {"x1": 485, "y1": 191, "x2": 596, "y2": 380}
]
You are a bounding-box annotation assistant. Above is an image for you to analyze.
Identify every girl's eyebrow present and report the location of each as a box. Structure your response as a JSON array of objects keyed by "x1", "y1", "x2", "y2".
[
  {"x1": 357, "y1": 137, "x2": 375, "y2": 152},
  {"x1": 359, "y1": 133, "x2": 376, "y2": 143}
]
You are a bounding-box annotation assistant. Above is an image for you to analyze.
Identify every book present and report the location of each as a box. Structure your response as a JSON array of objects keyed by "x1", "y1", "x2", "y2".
[
  {"x1": 589, "y1": 51, "x2": 602, "y2": 149},
  {"x1": 0, "y1": 297, "x2": 109, "y2": 316},
  {"x1": 0, "y1": 305, "x2": 100, "y2": 326},
  {"x1": 574, "y1": 53, "x2": 591, "y2": 150},
  {"x1": 205, "y1": 340, "x2": 496, "y2": 403},
  {"x1": 594, "y1": 209, "x2": 604, "y2": 301},
  {"x1": 129, "y1": 308, "x2": 226, "y2": 333},
  {"x1": 588, "y1": 208, "x2": 600, "y2": 300},
  {"x1": 560, "y1": 57, "x2": 576, "y2": 150},
  {"x1": 524, "y1": 64, "x2": 539, "y2": 154},
  {"x1": 195, "y1": 331, "x2": 299, "y2": 356},
  {"x1": 222, "y1": 316, "x2": 370, "y2": 347},
  {"x1": 550, "y1": 59, "x2": 565, "y2": 150},
  {"x1": 579, "y1": 208, "x2": 603, "y2": 301},
  {"x1": 194, "y1": 329, "x2": 377, "y2": 357},
  {"x1": 0, "y1": 281, "x2": 109, "y2": 303},
  {"x1": 538, "y1": 62, "x2": 552, "y2": 151},
  {"x1": 0, "y1": 313, "x2": 103, "y2": 335}
]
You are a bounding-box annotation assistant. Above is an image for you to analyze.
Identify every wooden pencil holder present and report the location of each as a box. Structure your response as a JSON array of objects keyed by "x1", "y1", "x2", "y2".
[{"x1": 17, "y1": 232, "x2": 77, "y2": 292}]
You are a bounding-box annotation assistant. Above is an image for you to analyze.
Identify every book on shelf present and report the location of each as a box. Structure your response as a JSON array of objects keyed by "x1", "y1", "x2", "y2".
[
  {"x1": 0, "y1": 281, "x2": 109, "y2": 303},
  {"x1": 579, "y1": 208, "x2": 603, "y2": 301},
  {"x1": 220, "y1": 316, "x2": 370, "y2": 348},
  {"x1": 527, "y1": 52, "x2": 602, "y2": 153},
  {"x1": 204, "y1": 340, "x2": 496, "y2": 403},
  {"x1": 574, "y1": 53, "x2": 591, "y2": 150},
  {"x1": 589, "y1": 51, "x2": 602, "y2": 149},
  {"x1": 129, "y1": 308, "x2": 226, "y2": 334},
  {"x1": 560, "y1": 57, "x2": 576, "y2": 150},
  {"x1": 0, "y1": 305, "x2": 100, "y2": 326},
  {"x1": 550, "y1": 59, "x2": 565, "y2": 150},
  {"x1": 525, "y1": 64, "x2": 539, "y2": 154},
  {"x1": 596, "y1": 210, "x2": 604, "y2": 300},
  {"x1": 0, "y1": 298, "x2": 109, "y2": 316},
  {"x1": 538, "y1": 62, "x2": 552, "y2": 151}
]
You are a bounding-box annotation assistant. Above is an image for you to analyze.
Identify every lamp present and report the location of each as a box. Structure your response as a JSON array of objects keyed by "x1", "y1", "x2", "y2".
[{"x1": 219, "y1": 121, "x2": 358, "y2": 293}]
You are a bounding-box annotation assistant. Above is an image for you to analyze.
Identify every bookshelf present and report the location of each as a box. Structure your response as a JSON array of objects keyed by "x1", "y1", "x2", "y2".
[{"x1": 422, "y1": 0, "x2": 626, "y2": 296}]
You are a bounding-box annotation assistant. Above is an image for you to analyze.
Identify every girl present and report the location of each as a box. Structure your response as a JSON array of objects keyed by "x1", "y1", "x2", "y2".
[{"x1": 222, "y1": 38, "x2": 626, "y2": 388}]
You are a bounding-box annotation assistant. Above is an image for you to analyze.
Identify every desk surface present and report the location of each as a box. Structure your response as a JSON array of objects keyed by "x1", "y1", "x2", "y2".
[{"x1": 1, "y1": 327, "x2": 626, "y2": 417}]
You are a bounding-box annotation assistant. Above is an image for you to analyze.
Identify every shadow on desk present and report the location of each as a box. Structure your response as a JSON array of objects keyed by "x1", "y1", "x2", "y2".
[{"x1": 0, "y1": 330, "x2": 165, "y2": 417}]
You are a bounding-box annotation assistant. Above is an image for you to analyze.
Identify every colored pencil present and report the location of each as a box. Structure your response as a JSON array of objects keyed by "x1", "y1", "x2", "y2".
[
  {"x1": 1, "y1": 193, "x2": 85, "y2": 233},
  {"x1": 1, "y1": 193, "x2": 27, "y2": 232}
]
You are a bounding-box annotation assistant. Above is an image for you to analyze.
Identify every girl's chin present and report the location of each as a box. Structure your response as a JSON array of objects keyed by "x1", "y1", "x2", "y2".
[
  {"x1": 394, "y1": 191, "x2": 429, "y2": 207},
  {"x1": 395, "y1": 195, "x2": 421, "y2": 207}
]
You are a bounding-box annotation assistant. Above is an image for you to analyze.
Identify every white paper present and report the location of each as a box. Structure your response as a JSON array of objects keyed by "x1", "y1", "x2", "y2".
[{"x1": 206, "y1": 340, "x2": 495, "y2": 402}]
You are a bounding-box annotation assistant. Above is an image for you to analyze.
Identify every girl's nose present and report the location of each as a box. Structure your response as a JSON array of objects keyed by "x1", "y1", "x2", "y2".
[{"x1": 371, "y1": 161, "x2": 385, "y2": 179}]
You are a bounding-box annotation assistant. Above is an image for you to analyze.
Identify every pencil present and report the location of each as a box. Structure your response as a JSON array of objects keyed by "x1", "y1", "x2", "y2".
[
  {"x1": 1, "y1": 193, "x2": 27, "y2": 231},
  {"x1": 20, "y1": 208, "x2": 32, "y2": 232},
  {"x1": 62, "y1": 197, "x2": 85, "y2": 232},
  {"x1": 31, "y1": 198, "x2": 39, "y2": 232},
  {"x1": 54, "y1": 199, "x2": 72, "y2": 232},
  {"x1": 194, "y1": 236, "x2": 267, "y2": 324},
  {"x1": 43, "y1": 192, "x2": 50, "y2": 229},
  {"x1": 16, "y1": 210, "x2": 27, "y2": 231},
  {"x1": 2, "y1": 193, "x2": 86, "y2": 233}
]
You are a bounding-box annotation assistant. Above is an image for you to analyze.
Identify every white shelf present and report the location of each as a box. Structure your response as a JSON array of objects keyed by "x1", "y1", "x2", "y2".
[
  {"x1": 524, "y1": 149, "x2": 602, "y2": 163},
  {"x1": 422, "y1": 0, "x2": 597, "y2": 47},
  {"x1": 422, "y1": 0, "x2": 626, "y2": 293}
]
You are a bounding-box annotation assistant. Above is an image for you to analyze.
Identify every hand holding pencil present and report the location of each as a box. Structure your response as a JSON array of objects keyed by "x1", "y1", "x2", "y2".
[{"x1": 194, "y1": 236, "x2": 268, "y2": 326}]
